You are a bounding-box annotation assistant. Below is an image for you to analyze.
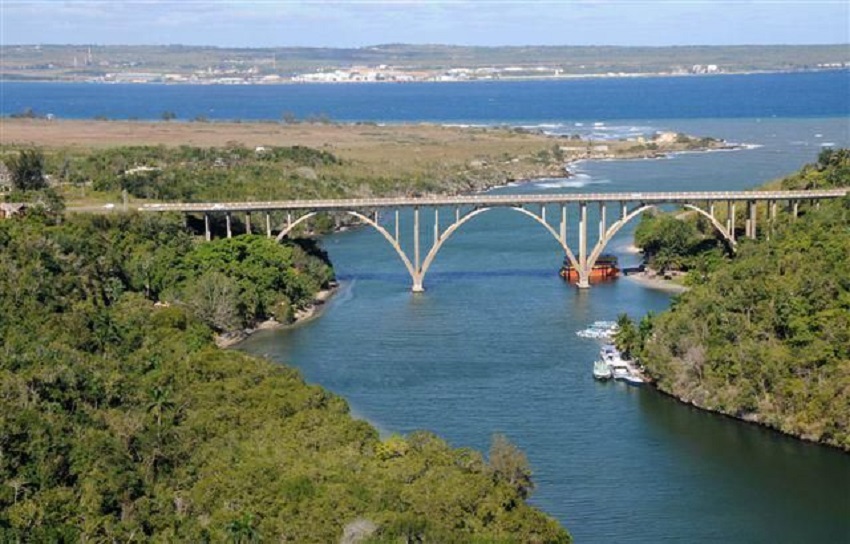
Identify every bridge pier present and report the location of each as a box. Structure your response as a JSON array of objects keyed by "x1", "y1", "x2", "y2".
[
  {"x1": 726, "y1": 201, "x2": 731, "y2": 237},
  {"x1": 266, "y1": 212, "x2": 272, "y2": 238},
  {"x1": 245, "y1": 212, "x2": 252, "y2": 234},
  {"x1": 746, "y1": 200, "x2": 757, "y2": 239},
  {"x1": 412, "y1": 277, "x2": 425, "y2": 293},
  {"x1": 225, "y1": 212, "x2": 232, "y2": 239},
  {"x1": 413, "y1": 207, "x2": 421, "y2": 291},
  {"x1": 577, "y1": 201, "x2": 590, "y2": 288},
  {"x1": 204, "y1": 213, "x2": 211, "y2": 241}
]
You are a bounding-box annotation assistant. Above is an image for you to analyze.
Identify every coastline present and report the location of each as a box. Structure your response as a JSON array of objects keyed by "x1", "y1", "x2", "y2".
[
  {"x1": 648, "y1": 383, "x2": 850, "y2": 453},
  {"x1": 622, "y1": 271, "x2": 689, "y2": 293}
]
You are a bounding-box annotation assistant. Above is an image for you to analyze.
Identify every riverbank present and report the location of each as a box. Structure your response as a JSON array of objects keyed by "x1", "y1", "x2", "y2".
[
  {"x1": 622, "y1": 270, "x2": 689, "y2": 293},
  {"x1": 215, "y1": 282, "x2": 339, "y2": 348},
  {"x1": 636, "y1": 153, "x2": 850, "y2": 453}
]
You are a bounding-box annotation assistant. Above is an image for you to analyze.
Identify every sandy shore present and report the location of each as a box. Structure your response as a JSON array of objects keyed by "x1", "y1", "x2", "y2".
[
  {"x1": 214, "y1": 283, "x2": 338, "y2": 348},
  {"x1": 622, "y1": 271, "x2": 689, "y2": 293}
]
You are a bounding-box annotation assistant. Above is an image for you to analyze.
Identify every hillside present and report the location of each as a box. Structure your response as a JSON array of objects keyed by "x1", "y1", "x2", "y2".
[
  {"x1": 634, "y1": 150, "x2": 850, "y2": 450},
  {"x1": 0, "y1": 213, "x2": 570, "y2": 542}
]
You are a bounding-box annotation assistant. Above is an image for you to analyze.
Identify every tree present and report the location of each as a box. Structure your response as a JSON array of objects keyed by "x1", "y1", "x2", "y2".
[
  {"x1": 147, "y1": 386, "x2": 175, "y2": 433},
  {"x1": 5, "y1": 149, "x2": 47, "y2": 190},
  {"x1": 634, "y1": 213, "x2": 700, "y2": 272},
  {"x1": 489, "y1": 433, "x2": 534, "y2": 499},
  {"x1": 184, "y1": 270, "x2": 243, "y2": 332},
  {"x1": 615, "y1": 313, "x2": 639, "y2": 358},
  {"x1": 226, "y1": 513, "x2": 259, "y2": 544}
]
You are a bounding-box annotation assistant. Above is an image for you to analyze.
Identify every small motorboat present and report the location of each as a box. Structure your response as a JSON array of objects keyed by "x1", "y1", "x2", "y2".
[
  {"x1": 622, "y1": 373, "x2": 646, "y2": 386},
  {"x1": 593, "y1": 360, "x2": 612, "y2": 380},
  {"x1": 611, "y1": 365, "x2": 630, "y2": 381}
]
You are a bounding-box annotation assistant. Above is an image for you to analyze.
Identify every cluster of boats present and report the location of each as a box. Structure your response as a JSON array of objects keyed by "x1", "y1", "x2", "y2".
[
  {"x1": 593, "y1": 345, "x2": 646, "y2": 386},
  {"x1": 575, "y1": 320, "x2": 619, "y2": 339}
]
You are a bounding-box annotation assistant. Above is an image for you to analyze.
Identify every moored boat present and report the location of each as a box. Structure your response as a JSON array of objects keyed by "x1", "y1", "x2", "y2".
[
  {"x1": 611, "y1": 364, "x2": 631, "y2": 381},
  {"x1": 576, "y1": 320, "x2": 619, "y2": 339},
  {"x1": 622, "y1": 373, "x2": 646, "y2": 386},
  {"x1": 593, "y1": 360, "x2": 613, "y2": 380},
  {"x1": 594, "y1": 344, "x2": 648, "y2": 385},
  {"x1": 560, "y1": 254, "x2": 619, "y2": 283}
]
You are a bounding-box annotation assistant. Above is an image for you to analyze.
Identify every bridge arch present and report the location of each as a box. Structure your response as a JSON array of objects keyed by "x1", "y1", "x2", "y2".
[
  {"x1": 510, "y1": 207, "x2": 581, "y2": 272},
  {"x1": 418, "y1": 207, "x2": 491, "y2": 283},
  {"x1": 411, "y1": 205, "x2": 582, "y2": 291},
  {"x1": 276, "y1": 206, "x2": 583, "y2": 292},
  {"x1": 681, "y1": 204, "x2": 737, "y2": 248},
  {"x1": 587, "y1": 204, "x2": 656, "y2": 271},
  {"x1": 275, "y1": 212, "x2": 318, "y2": 242},
  {"x1": 586, "y1": 202, "x2": 737, "y2": 271},
  {"x1": 343, "y1": 211, "x2": 418, "y2": 283}
]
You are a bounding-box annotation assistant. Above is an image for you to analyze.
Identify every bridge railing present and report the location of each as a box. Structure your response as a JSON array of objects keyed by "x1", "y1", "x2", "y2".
[{"x1": 138, "y1": 188, "x2": 849, "y2": 213}]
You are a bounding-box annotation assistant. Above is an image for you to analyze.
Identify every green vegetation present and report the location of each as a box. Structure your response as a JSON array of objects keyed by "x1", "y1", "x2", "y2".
[
  {"x1": 178, "y1": 236, "x2": 334, "y2": 330},
  {"x1": 779, "y1": 147, "x2": 850, "y2": 191},
  {"x1": 44, "y1": 144, "x2": 345, "y2": 202},
  {"x1": 0, "y1": 213, "x2": 570, "y2": 541},
  {"x1": 4, "y1": 148, "x2": 47, "y2": 191},
  {"x1": 619, "y1": 149, "x2": 850, "y2": 450},
  {"x1": 1, "y1": 148, "x2": 65, "y2": 217},
  {"x1": 1, "y1": 142, "x2": 491, "y2": 206},
  {"x1": 633, "y1": 211, "x2": 729, "y2": 279},
  {"x1": 613, "y1": 313, "x2": 654, "y2": 361}
]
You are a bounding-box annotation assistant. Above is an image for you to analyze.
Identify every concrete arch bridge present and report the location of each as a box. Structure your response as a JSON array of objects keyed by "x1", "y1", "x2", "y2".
[{"x1": 141, "y1": 189, "x2": 848, "y2": 291}]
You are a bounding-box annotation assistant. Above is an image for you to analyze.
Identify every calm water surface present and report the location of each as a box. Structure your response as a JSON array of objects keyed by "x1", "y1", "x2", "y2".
[{"x1": 240, "y1": 118, "x2": 850, "y2": 543}]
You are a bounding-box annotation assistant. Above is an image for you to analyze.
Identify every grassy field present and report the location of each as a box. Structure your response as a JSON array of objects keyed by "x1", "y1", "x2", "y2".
[{"x1": 1, "y1": 118, "x2": 731, "y2": 209}]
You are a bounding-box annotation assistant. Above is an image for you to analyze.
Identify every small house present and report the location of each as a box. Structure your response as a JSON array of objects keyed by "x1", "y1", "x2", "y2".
[{"x1": 0, "y1": 203, "x2": 28, "y2": 219}]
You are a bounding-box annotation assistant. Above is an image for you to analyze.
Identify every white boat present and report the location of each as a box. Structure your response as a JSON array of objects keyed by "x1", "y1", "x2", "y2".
[
  {"x1": 593, "y1": 360, "x2": 612, "y2": 380},
  {"x1": 622, "y1": 373, "x2": 646, "y2": 386},
  {"x1": 601, "y1": 345, "x2": 624, "y2": 364},
  {"x1": 611, "y1": 364, "x2": 630, "y2": 381},
  {"x1": 576, "y1": 321, "x2": 619, "y2": 339}
]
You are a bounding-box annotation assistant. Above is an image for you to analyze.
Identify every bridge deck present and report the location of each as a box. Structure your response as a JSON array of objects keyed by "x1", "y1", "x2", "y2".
[{"x1": 139, "y1": 189, "x2": 849, "y2": 213}]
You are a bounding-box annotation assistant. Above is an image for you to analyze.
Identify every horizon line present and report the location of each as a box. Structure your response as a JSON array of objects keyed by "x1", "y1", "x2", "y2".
[{"x1": 3, "y1": 42, "x2": 849, "y2": 49}]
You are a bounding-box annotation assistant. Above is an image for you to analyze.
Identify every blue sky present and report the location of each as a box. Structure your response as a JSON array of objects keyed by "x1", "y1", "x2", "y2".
[{"x1": 2, "y1": 1, "x2": 848, "y2": 47}]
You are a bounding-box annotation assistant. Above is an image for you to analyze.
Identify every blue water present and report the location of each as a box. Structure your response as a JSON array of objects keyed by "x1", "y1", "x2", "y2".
[
  {"x1": 2, "y1": 70, "x2": 848, "y2": 122},
  {"x1": 4, "y1": 73, "x2": 849, "y2": 542},
  {"x1": 238, "y1": 115, "x2": 847, "y2": 543}
]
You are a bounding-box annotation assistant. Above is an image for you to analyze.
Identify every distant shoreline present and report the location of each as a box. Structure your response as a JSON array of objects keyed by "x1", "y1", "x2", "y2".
[{"x1": 2, "y1": 67, "x2": 846, "y2": 86}]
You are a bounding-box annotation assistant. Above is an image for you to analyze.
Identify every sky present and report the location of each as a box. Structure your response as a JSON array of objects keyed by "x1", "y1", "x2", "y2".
[{"x1": 1, "y1": 1, "x2": 848, "y2": 48}]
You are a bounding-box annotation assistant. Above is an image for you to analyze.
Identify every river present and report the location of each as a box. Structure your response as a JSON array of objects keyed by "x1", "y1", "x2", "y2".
[
  {"x1": 5, "y1": 73, "x2": 849, "y2": 542},
  {"x1": 237, "y1": 117, "x2": 850, "y2": 543}
]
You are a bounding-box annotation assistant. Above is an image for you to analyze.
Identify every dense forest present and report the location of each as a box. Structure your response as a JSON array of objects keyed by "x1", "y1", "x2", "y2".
[
  {"x1": 0, "y1": 212, "x2": 570, "y2": 541},
  {"x1": 618, "y1": 149, "x2": 850, "y2": 450}
]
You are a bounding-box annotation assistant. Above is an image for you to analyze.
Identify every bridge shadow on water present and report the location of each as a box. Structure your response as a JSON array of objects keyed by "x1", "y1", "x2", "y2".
[{"x1": 336, "y1": 268, "x2": 557, "y2": 285}]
